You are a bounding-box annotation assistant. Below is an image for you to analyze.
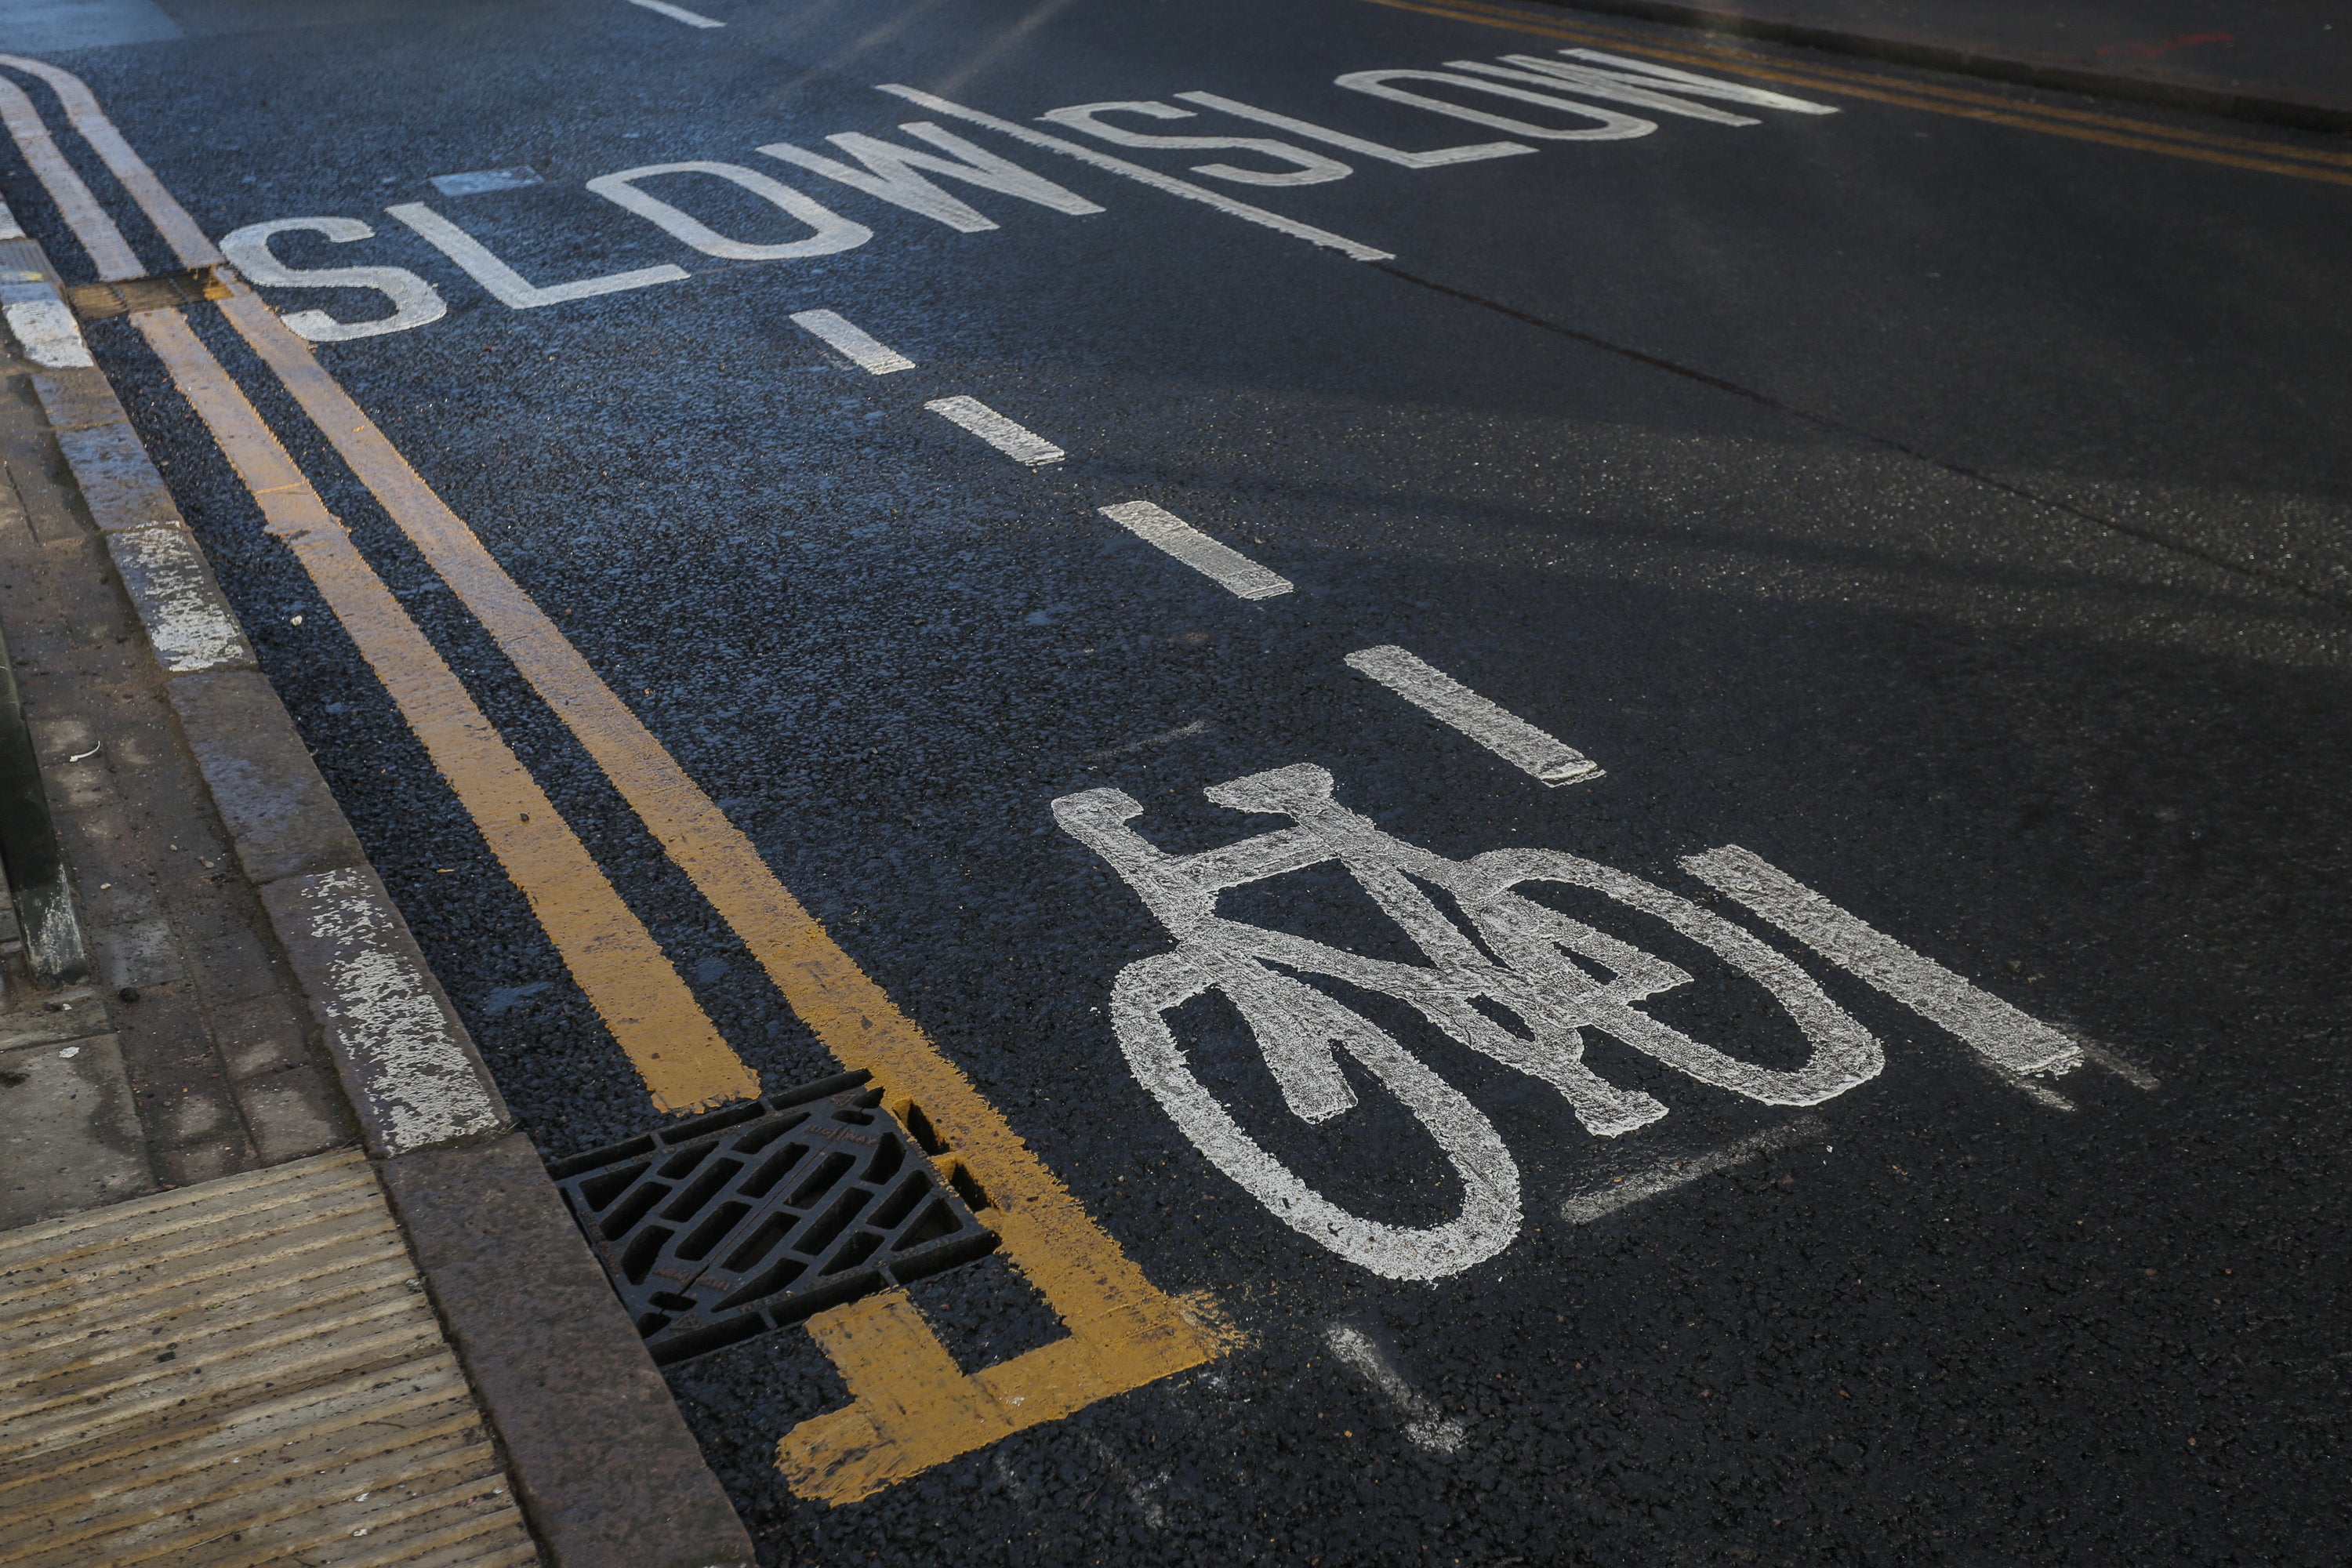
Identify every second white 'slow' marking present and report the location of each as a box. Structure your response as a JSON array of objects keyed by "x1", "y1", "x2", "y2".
[
  {"x1": 1100, "y1": 502, "x2": 1291, "y2": 601},
  {"x1": 790, "y1": 309, "x2": 914, "y2": 374},
  {"x1": 924, "y1": 396, "x2": 1065, "y2": 466},
  {"x1": 1345, "y1": 644, "x2": 1599, "y2": 786}
]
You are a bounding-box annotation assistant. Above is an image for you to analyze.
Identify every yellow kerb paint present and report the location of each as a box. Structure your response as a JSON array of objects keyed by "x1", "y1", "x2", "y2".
[
  {"x1": 133, "y1": 307, "x2": 757, "y2": 1115},
  {"x1": 207, "y1": 289, "x2": 1230, "y2": 1502}
]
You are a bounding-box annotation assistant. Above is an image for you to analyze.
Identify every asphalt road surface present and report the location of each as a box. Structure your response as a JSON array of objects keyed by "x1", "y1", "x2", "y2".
[{"x1": 5, "y1": 1, "x2": 2349, "y2": 1563}]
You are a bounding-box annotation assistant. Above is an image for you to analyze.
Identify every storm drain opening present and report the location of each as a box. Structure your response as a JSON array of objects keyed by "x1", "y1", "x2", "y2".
[
  {"x1": 64, "y1": 266, "x2": 232, "y2": 320},
  {"x1": 550, "y1": 1070, "x2": 998, "y2": 1364}
]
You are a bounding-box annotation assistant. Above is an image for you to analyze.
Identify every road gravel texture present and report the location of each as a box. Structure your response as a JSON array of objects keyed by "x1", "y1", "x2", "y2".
[{"x1": 7, "y1": 0, "x2": 2349, "y2": 1562}]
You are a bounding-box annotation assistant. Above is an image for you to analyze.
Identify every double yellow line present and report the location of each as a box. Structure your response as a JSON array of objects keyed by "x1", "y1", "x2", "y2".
[
  {"x1": 1356, "y1": 0, "x2": 2352, "y2": 187},
  {"x1": 0, "y1": 53, "x2": 1224, "y2": 1504}
]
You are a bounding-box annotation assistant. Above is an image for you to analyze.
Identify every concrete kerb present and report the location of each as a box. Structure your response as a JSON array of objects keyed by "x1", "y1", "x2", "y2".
[
  {"x1": 6, "y1": 245, "x2": 756, "y2": 1567},
  {"x1": 1529, "y1": 0, "x2": 2352, "y2": 135}
]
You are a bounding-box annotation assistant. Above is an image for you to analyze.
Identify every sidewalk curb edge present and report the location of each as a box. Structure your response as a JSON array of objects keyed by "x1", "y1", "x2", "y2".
[{"x1": 2, "y1": 227, "x2": 757, "y2": 1568}]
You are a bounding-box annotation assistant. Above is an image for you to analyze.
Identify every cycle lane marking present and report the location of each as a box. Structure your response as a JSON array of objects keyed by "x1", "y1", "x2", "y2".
[
  {"x1": 0, "y1": 54, "x2": 1229, "y2": 1505},
  {"x1": 1099, "y1": 501, "x2": 1294, "y2": 601},
  {"x1": 1346, "y1": 644, "x2": 1602, "y2": 786},
  {"x1": 924, "y1": 394, "x2": 1066, "y2": 465},
  {"x1": 790, "y1": 308, "x2": 916, "y2": 374},
  {"x1": 0, "y1": 67, "x2": 757, "y2": 1118}
]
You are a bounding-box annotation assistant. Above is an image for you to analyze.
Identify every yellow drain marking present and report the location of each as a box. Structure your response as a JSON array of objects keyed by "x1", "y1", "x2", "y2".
[
  {"x1": 132, "y1": 304, "x2": 756, "y2": 1115},
  {"x1": 209, "y1": 292, "x2": 1229, "y2": 1501},
  {"x1": 1353, "y1": 0, "x2": 2352, "y2": 187}
]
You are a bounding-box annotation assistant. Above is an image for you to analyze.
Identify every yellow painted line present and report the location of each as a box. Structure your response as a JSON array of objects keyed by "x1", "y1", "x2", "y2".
[
  {"x1": 1351, "y1": 0, "x2": 2352, "y2": 187},
  {"x1": 24, "y1": 49, "x2": 1226, "y2": 1498},
  {"x1": 129, "y1": 305, "x2": 756, "y2": 1115},
  {"x1": 209, "y1": 289, "x2": 1228, "y2": 1501},
  {"x1": 0, "y1": 75, "x2": 143, "y2": 279}
]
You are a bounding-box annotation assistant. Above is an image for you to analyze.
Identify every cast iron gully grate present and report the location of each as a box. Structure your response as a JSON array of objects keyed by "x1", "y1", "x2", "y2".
[{"x1": 550, "y1": 1071, "x2": 997, "y2": 1365}]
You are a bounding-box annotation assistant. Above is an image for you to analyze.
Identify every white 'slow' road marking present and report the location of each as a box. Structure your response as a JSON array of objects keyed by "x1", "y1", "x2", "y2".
[
  {"x1": 626, "y1": 0, "x2": 723, "y2": 26},
  {"x1": 1098, "y1": 501, "x2": 1293, "y2": 601},
  {"x1": 790, "y1": 309, "x2": 914, "y2": 374},
  {"x1": 876, "y1": 85, "x2": 1396, "y2": 263},
  {"x1": 1324, "y1": 1323, "x2": 1466, "y2": 1454},
  {"x1": 387, "y1": 202, "x2": 687, "y2": 308},
  {"x1": 1345, "y1": 644, "x2": 1600, "y2": 785},
  {"x1": 924, "y1": 395, "x2": 1064, "y2": 466},
  {"x1": 2, "y1": 282, "x2": 93, "y2": 368},
  {"x1": 1559, "y1": 1112, "x2": 1825, "y2": 1225}
]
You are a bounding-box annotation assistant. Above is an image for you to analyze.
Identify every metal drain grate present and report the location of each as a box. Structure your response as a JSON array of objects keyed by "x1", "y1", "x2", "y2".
[
  {"x1": 550, "y1": 1071, "x2": 997, "y2": 1364},
  {"x1": 64, "y1": 266, "x2": 232, "y2": 320}
]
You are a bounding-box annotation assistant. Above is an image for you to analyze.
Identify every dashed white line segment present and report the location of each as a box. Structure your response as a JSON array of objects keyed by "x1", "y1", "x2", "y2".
[
  {"x1": 1559, "y1": 1114, "x2": 1825, "y2": 1225},
  {"x1": 791, "y1": 309, "x2": 914, "y2": 374},
  {"x1": 924, "y1": 396, "x2": 1064, "y2": 466},
  {"x1": 1323, "y1": 1323, "x2": 1466, "y2": 1455},
  {"x1": 626, "y1": 0, "x2": 724, "y2": 26},
  {"x1": 1099, "y1": 501, "x2": 1292, "y2": 601},
  {"x1": 1345, "y1": 644, "x2": 1600, "y2": 785}
]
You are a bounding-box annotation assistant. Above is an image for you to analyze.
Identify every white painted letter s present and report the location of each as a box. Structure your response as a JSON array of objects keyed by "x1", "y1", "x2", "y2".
[
  {"x1": 218, "y1": 217, "x2": 447, "y2": 342},
  {"x1": 1038, "y1": 101, "x2": 1352, "y2": 187}
]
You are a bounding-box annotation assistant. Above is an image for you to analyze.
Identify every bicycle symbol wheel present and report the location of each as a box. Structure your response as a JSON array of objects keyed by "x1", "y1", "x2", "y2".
[{"x1": 1056, "y1": 764, "x2": 1881, "y2": 1279}]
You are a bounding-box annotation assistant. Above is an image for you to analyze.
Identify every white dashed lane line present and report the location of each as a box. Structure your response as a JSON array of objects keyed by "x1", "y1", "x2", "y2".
[
  {"x1": 924, "y1": 395, "x2": 1065, "y2": 466},
  {"x1": 1099, "y1": 502, "x2": 1293, "y2": 601},
  {"x1": 791, "y1": 309, "x2": 915, "y2": 374},
  {"x1": 1558, "y1": 1114, "x2": 1825, "y2": 1225},
  {"x1": 1345, "y1": 644, "x2": 1601, "y2": 786},
  {"x1": 626, "y1": 0, "x2": 724, "y2": 27}
]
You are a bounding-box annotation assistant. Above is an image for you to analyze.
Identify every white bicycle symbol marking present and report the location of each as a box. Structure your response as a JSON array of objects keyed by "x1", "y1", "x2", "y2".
[{"x1": 1054, "y1": 763, "x2": 1892, "y2": 1280}]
